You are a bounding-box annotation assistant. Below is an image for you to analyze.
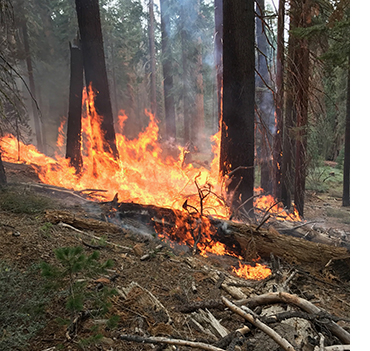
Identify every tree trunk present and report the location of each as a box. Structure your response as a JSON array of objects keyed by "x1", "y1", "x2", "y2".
[
  {"x1": 256, "y1": 0, "x2": 274, "y2": 195},
  {"x1": 293, "y1": 0, "x2": 311, "y2": 217},
  {"x1": 21, "y1": 20, "x2": 44, "y2": 153},
  {"x1": 220, "y1": 0, "x2": 255, "y2": 214},
  {"x1": 75, "y1": 0, "x2": 118, "y2": 159},
  {"x1": 214, "y1": 0, "x2": 223, "y2": 131},
  {"x1": 0, "y1": 152, "x2": 6, "y2": 187},
  {"x1": 281, "y1": 2, "x2": 299, "y2": 210},
  {"x1": 342, "y1": 68, "x2": 350, "y2": 207},
  {"x1": 160, "y1": 0, "x2": 176, "y2": 140},
  {"x1": 66, "y1": 40, "x2": 83, "y2": 173},
  {"x1": 148, "y1": 0, "x2": 158, "y2": 117},
  {"x1": 273, "y1": 0, "x2": 285, "y2": 200}
]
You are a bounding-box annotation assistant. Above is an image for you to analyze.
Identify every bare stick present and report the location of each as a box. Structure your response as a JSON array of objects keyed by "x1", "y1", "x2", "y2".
[
  {"x1": 324, "y1": 346, "x2": 350, "y2": 351},
  {"x1": 235, "y1": 292, "x2": 350, "y2": 344},
  {"x1": 119, "y1": 334, "x2": 226, "y2": 351},
  {"x1": 221, "y1": 296, "x2": 296, "y2": 351},
  {"x1": 57, "y1": 222, "x2": 132, "y2": 252}
]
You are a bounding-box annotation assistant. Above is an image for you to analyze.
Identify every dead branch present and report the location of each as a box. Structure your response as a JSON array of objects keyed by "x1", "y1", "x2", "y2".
[
  {"x1": 222, "y1": 296, "x2": 296, "y2": 351},
  {"x1": 177, "y1": 299, "x2": 224, "y2": 313},
  {"x1": 119, "y1": 334, "x2": 226, "y2": 351},
  {"x1": 57, "y1": 222, "x2": 132, "y2": 252},
  {"x1": 235, "y1": 292, "x2": 350, "y2": 344}
]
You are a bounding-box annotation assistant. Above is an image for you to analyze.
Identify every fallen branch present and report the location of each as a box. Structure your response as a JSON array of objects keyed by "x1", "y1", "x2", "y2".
[
  {"x1": 119, "y1": 334, "x2": 226, "y2": 351},
  {"x1": 57, "y1": 222, "x2": 132, "y2": 252},
  {"x1": 221, "y1": 296, "x2": 296, "y2": 351},
  {"x1": 324, "y1": 346, "x2": 350, "y2": 351},
  {"x1": 235, "y1": 292, "x2": 350, "y2": 344}
]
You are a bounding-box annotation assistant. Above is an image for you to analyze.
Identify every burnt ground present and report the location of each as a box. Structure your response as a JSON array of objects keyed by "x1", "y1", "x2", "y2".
[{"x1": 0, "y1": 161, "x2": 350, "y2": 351}]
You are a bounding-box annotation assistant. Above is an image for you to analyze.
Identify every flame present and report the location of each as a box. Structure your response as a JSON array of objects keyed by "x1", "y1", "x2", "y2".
[
  {"x1": 232, "y1": 261, "x2": 272, "y2": 281},
  {"x1": 0, "y1": 86, "x2": 300, "y2": 280}
]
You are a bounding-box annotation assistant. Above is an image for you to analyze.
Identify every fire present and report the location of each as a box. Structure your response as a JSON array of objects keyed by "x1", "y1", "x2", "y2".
[
  {"x1": 232, "y1": 261, "x2": 272, "y2": 280},
  {"x1": 0, "y1": 86, "x2": 299, "y2": 280}
]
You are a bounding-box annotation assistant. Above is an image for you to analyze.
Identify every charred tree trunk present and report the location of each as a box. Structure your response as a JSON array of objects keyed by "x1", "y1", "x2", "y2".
[
  {"x1": 21, "y1": 20, "x2": 44, "y2": 153},
  {"x1": 214, "y1": 0, "x2": 223, "y2": 131},
  {"x1": 148, "y1": 0, "x2": 158, "y2": 117},
  {"x1": 75, "y1": 0, "x2": 118, "y2": 159},
  {"x1": 66, "y1": 39, "x2": 83, "y2": 173},
  {"x1": 342, "y1": 68, "x2": 350, "y2": 207},
  {"x1": 160, "y1": 0, "x2": 176, "y2": 140},
  {"x1": 273, "y1": 0, "x2": 285, "y2": 200},
  {"x1": 220, "y1": 0, "x2": 255, "y2": 214}
]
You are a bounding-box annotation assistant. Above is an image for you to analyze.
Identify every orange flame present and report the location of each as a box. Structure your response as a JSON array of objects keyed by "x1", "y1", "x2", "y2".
[
  {"x1": 0, "y1": 86, "x2": 299, "y2": 280},
  {"x1": 232, "y1": 261, "x2": 272, "y2": 280}
]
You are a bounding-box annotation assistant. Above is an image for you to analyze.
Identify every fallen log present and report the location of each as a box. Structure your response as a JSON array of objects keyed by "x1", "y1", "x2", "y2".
[{"x1": 109, "y1": 202, "x2": 349, "y2": 271}]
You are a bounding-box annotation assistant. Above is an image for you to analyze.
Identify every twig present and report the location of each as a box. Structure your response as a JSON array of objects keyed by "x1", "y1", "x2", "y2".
[
  {"x1": 119, "y1": 334, "x2": 226, "y2": 351},
  {"x1": 221, "y1": 296, "x2": 296, "y2": 351},
  {"x1": 256, "y1": 214, "x2": 271, "y2": 231},
  {"x1": 57, "y1": 222, "x2": 132, "y2": 252}
]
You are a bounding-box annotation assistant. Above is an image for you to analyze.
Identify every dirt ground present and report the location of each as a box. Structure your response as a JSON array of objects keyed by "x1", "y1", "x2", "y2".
[{"x1": 0, "y1": 161, "x2": 350, "y2": 351}]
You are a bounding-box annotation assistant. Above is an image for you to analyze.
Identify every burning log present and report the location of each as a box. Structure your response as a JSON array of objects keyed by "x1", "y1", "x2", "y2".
[{"x1": 107, "y1": 201, "x2": 349, "y2": 274}]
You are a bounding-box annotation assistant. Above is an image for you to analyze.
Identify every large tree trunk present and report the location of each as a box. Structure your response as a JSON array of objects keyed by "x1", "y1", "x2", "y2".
[
  {"x1": 342, "y1": 68, "x2": 350, "y2": 207},
  {"x1": 220, "y1": 0, "x2": 255, "y2": 214},
  {"x1": 75, "y1": 0, "x2": 118, "y2": 159},
  {"x1": 281, "y1": 2, "x2": 299, "y2": 210},
  {"x1": 21, "y1": 20, "x2": 44, "y2": 153},
  {"x1": 256, "y1": 0, "x2": 274, "y2": 195},
  {"x1": 273, "y1": 0, "x2": 285, "y2": 200},
  {"x1": 148, "y1": 0, "x2": 158, "y2": 117},
  {"x1": 214, "y1": 0, "x2": 223, "y2": 132},
  {"x1": 66, "y1": 40, "x2": 83, "y2": 173},
  {"x1": 160, "y1": 0, "x2": 176, "y2": 140}
]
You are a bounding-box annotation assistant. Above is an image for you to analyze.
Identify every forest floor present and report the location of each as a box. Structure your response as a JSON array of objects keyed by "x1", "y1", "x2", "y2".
[{"x1": 0, "y1": 161, "x2": 350, "y2": 351}]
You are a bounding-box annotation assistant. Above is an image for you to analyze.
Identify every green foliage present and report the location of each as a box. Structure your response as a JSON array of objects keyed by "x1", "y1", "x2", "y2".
[
  {"x1": 41, "y1": 246, "x2": 116, "y2": 322},
  {"x1": 0, "y1": 187, "x2": 52, "y2": 214},
  {"x1": 0, "y1": 261, "x2": 49, "y2": 351}
]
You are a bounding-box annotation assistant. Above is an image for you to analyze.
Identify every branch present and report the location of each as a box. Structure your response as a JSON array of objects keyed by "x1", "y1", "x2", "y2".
[
  {"x1": 119, "y1": 334, "x2": 225, "y2": 351},
  {"x1": 221, "y1": 296, "x2": 296, "y2": 351},
  {"x1": 235, "y1": 292, "x2": 350, "y2": 344}
]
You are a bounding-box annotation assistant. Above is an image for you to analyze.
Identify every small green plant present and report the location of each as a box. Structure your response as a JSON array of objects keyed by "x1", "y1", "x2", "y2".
[
  {"x1": 39, "y1": 222, "x2": 54, "y2": 237},
  {"x1": 40, "y1": 247, "x2": 117, "y2": 341}
]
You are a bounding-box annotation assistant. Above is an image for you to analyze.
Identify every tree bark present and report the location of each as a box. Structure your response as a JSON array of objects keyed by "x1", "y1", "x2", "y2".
[
  {"x1": 220, "y1": 0, "x2": 255, "y2": 214},
  {"x1": 273, "y1": 0, "x2": 285, "y2": 200},
  {"x1": 281, "y1": 2, "x2": 299, "y2": 210},
  {"x1": 148, "y1": 0, "x2": 158, "y2": 117},
  {"x1": 342, "y1": 68, "x2": 350, "y2": 207},
  {"x1": 75, "y1": 0, "x2": 118, "y2": 159},
  {"x1": 66, "y1": 40, "x2": 83, "y2": 173},
  {"x1": 21, "y1": 20, "x2": 44, "y2": 153},
  {"x1": 160, "y1": 0, "x2": 176, "y2": 140}
]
